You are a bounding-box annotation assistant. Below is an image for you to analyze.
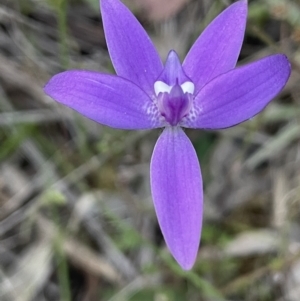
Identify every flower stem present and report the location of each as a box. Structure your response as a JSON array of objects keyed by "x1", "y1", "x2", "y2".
[{"x1": 56, "y1": 0, "x2": 69, "y2": 68}]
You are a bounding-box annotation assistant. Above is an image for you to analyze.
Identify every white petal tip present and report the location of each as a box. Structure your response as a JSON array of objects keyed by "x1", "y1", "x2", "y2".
[
  {"x1": 181, "y1": 81, "x2": 195, "y2": 94},
  {"x1": 154, "y1": 81, "x2": 172, "y2": 96}
]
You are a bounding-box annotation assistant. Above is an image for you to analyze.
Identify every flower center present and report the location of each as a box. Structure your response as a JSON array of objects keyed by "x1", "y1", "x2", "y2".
[
  {"x1": 153, "y1": 50, "x2": 195, "y2": 126},
  {"x1": 154, "y1": 80, "x2": 194, "y2": 126}
]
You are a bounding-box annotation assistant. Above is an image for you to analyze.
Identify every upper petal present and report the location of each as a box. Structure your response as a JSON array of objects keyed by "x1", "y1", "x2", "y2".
[
  {"x1": 183, "y1": 0, "x2": 247, "y2": 93},
  {"x1": 183, "y1": 54, "x2": 291, "y2": 129},
  {"x1": 101, "y1": 0, "x2": 163, "y2": 97},
  {"x1": 44, "y1": 71, "x2": 162, "y2": 130},
  {"x1": 157, "y1": 50, "x2": 191, "y2": 86},
  {"x1": 150, "y1": 127, "x2": 203, "y2": 270}
]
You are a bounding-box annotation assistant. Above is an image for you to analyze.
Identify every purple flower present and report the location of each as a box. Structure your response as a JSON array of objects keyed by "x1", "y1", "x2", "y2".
[{"x1": 44, "y1": 0, "x2": 291, "y2": 269}]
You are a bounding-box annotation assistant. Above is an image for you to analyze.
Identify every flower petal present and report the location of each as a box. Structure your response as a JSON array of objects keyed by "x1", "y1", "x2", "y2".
[
  {"x1": 44, "y1": 71, "x2": 162, "y2": 129},
  {"x1": 157, "y1": 50, "x2": 191, "y2": 86},
  {"x1": 183, "y1": 0, "x2": 247, "y2": 93},
  {"x1": 101, "y1": 0, "x2": 163, "y2": 97},
  {"x1": 150, "y1": 127, "x2": 203, "y2": 270},
  {"x1": 184, "y1": 54, "x2": 291, "y2": 129}
]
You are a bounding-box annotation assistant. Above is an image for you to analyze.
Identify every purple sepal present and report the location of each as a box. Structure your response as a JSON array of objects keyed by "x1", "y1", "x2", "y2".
[
  {"x1": 183, "y1": 54, "x2": 291, "y2": 129},
  {"x1": 44, "y1": 70, "x2": 163, "y2": 130},
  {"x1": 183, "y1": 0, "x2": 247, "y2": 93},
  {"x1": 101, "y1": 0, "x2": 163, "y2": 97},
  {"x1": 150, "y1": 127, "x2": 203, "y2": 270}
]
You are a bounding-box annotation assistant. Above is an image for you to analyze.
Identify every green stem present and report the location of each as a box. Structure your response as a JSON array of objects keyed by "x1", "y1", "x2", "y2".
[
  {"x1": 52, "y1": 207, "x2": 71, "y2": 301},
  {"x1": 56, "y1": 0, "x2": 69, "y2": 68}
]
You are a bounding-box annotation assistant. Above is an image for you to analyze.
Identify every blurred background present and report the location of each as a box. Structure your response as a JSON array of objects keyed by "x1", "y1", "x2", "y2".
[{"x1": 0, "y1": 0, "x2": 299, "y2": 300}]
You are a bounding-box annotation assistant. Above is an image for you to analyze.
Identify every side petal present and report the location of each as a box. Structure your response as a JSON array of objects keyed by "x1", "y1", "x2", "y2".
[
  {"x1": 183, "y1": 54, "x2": 291, "y2": 129},
  {"x1": 183, "y1": 0, "x2": 247, "y2": 93},
  {"x1": 150, "y1": 127, "x2": 203, "y2": 270},
  {"x1": 44, "y1": 71, "x2": 162, "y2": 130},
  {"x1": 101, "y1": 0, "x2": 163, "y2": 97}
]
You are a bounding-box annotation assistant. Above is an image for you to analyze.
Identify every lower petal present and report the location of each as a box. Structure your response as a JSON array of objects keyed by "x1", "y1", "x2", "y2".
[
  {"x1": 150, "y1": 127, "x2": 203, "y2": 269},
  {"x1": 44, "y1": 71, "x2": 162, "y2": 130}
]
